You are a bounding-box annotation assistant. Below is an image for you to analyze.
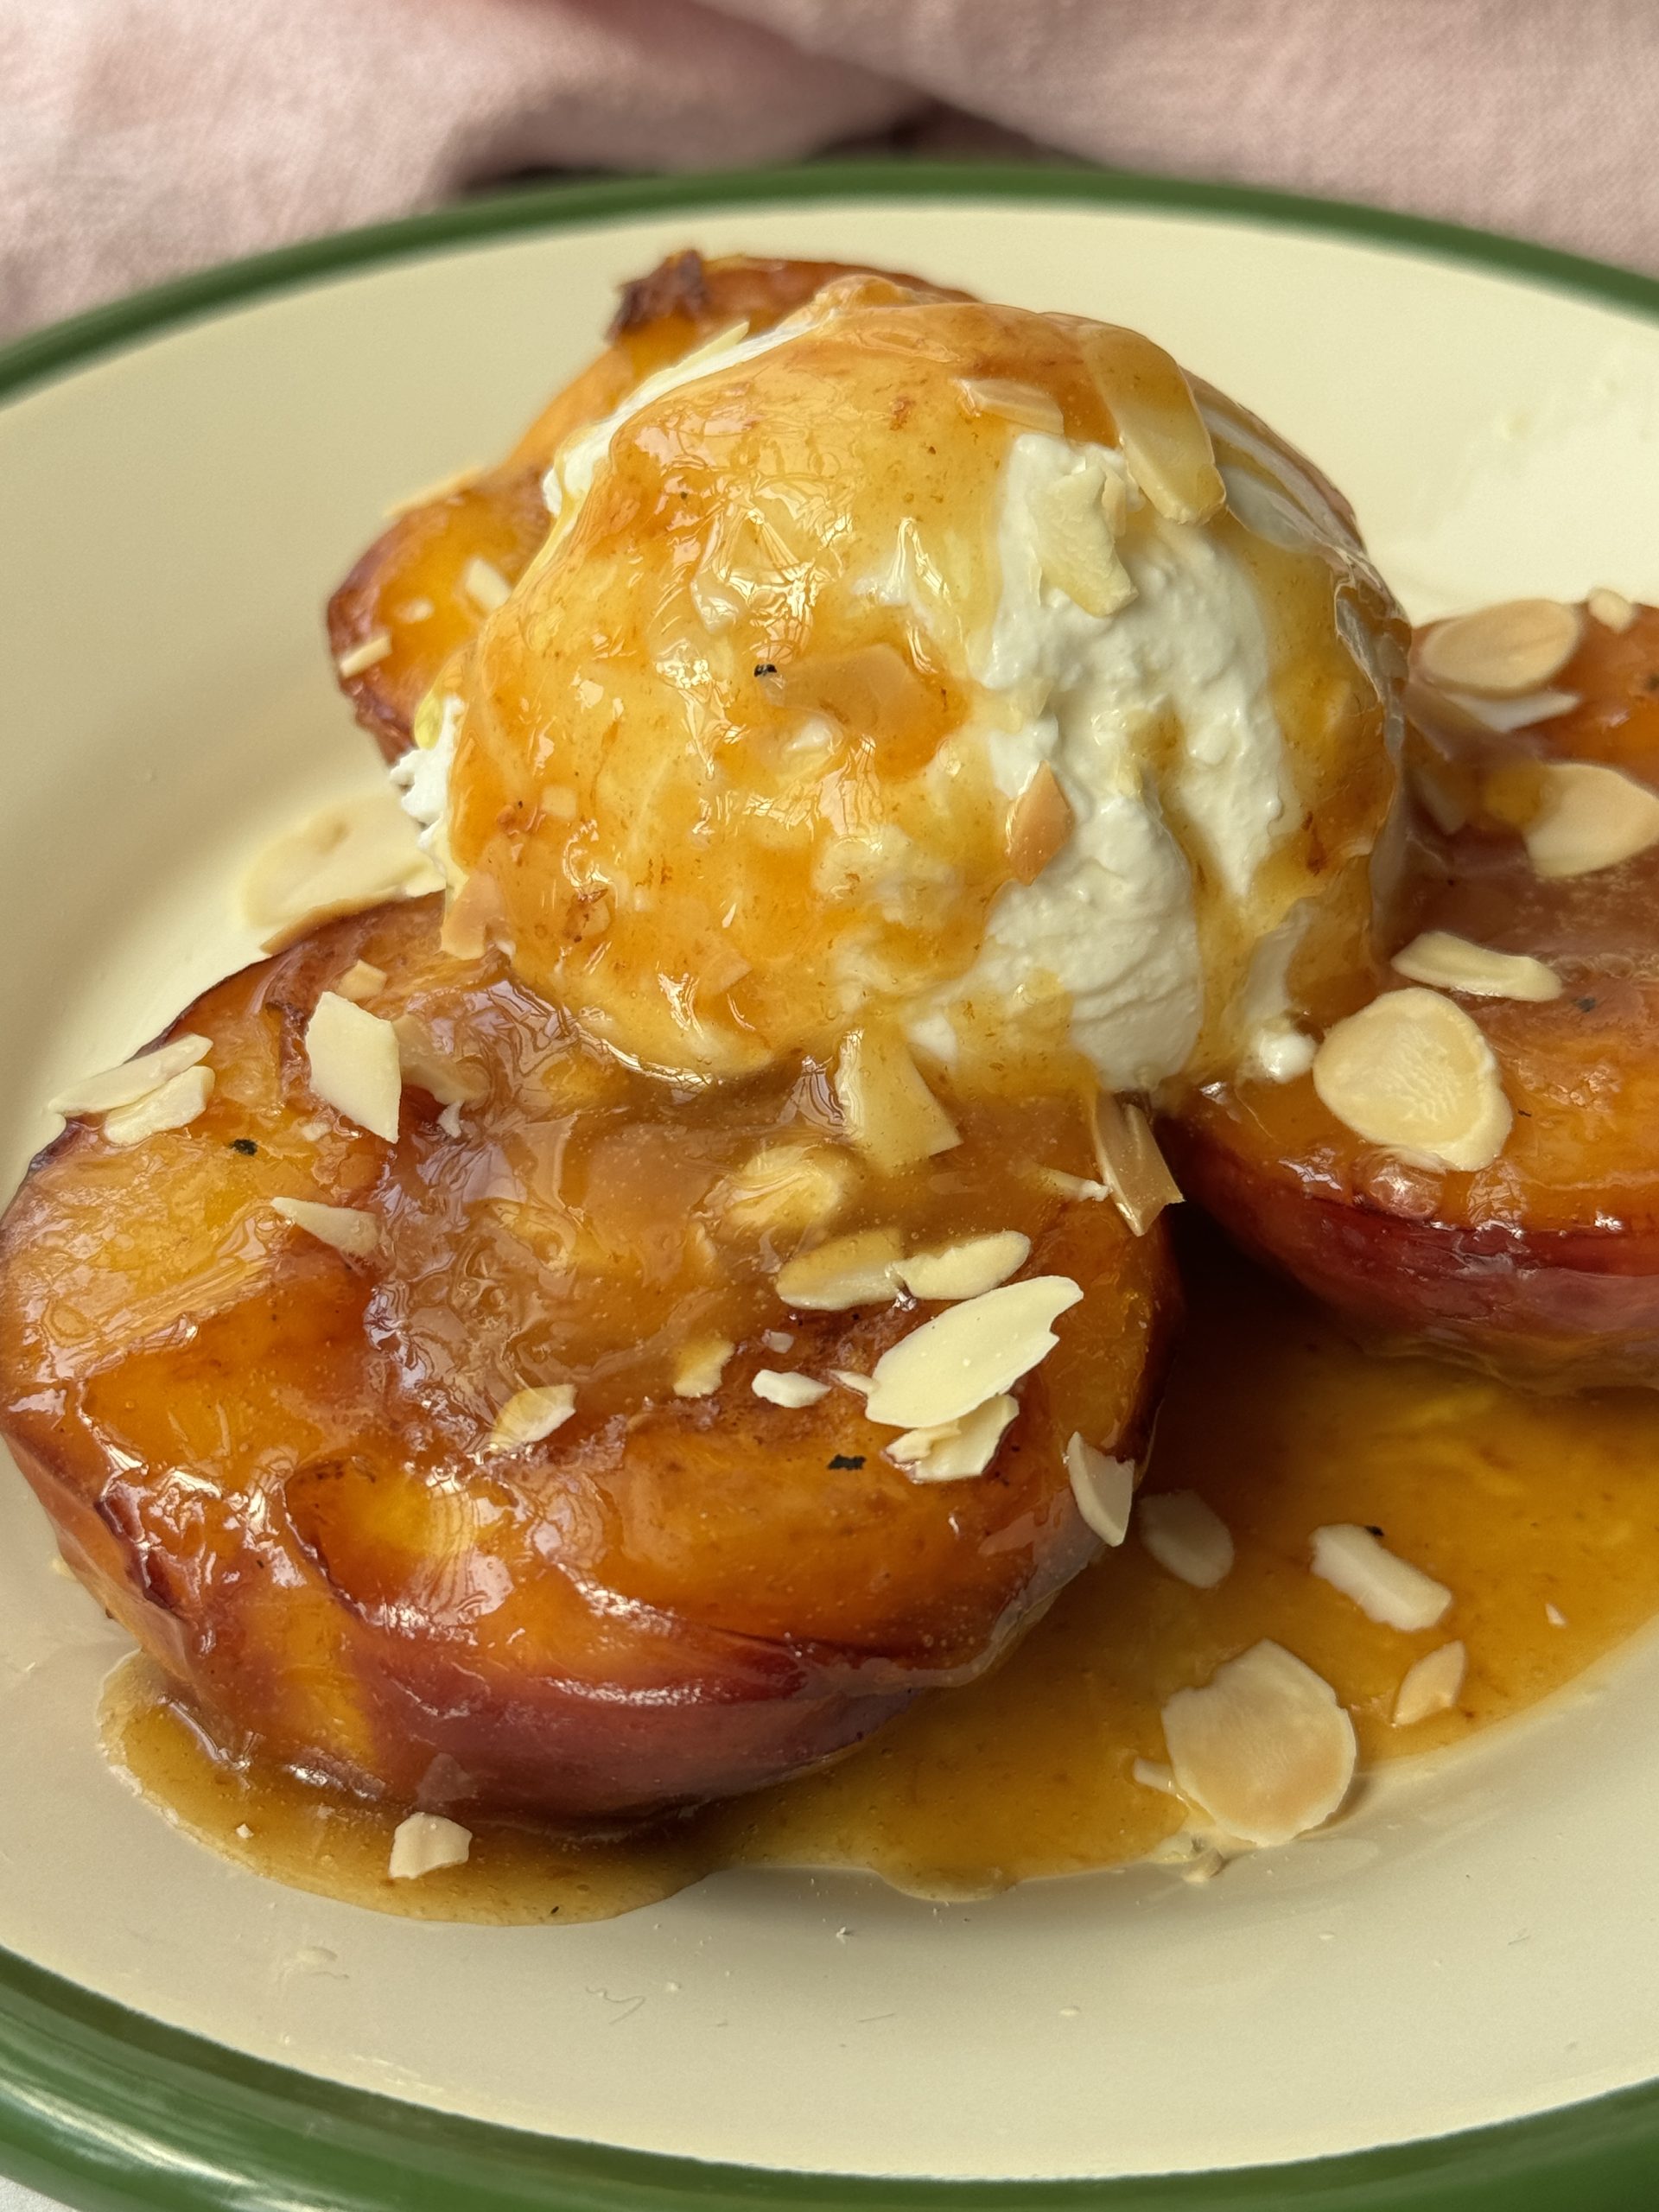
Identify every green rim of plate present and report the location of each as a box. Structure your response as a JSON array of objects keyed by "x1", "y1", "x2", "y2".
[{"x1": 3, "y1": 160, "x2": 1658, "y2": 2212}]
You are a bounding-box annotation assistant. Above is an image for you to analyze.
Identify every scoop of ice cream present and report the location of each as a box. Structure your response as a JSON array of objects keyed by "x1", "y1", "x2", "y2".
[{"x1": 406, "y1": 276, "x2": 1405, "y2": 1094}]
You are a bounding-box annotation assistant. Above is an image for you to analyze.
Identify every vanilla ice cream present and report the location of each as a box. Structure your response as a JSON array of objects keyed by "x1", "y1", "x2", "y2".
[{"x1": 398, "y1": 275, "x2": 1405, "y2": 1102}]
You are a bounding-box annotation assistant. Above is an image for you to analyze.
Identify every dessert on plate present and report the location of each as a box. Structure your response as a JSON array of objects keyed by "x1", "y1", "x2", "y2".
[{"x1": 3, "y1": 250, "x2": 1654, "y2": 1914}]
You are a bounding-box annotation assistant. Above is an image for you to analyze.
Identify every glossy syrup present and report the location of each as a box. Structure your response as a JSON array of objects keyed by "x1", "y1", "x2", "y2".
[{"x1": 104, "y1": 1232, "x2": 1659, "y2": 1923}]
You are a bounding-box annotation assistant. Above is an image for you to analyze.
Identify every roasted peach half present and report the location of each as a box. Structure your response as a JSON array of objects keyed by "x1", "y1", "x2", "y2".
[
  {"x1": 0, "y1": 899, "x2": 1175, "y2": 1820},
  {"x1": 1166, "y1": 597, "x2": 1659, "y2": 1387}
]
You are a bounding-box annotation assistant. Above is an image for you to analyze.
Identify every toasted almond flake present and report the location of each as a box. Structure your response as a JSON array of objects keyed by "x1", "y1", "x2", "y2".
[
  {"x1": 897, "y1": 1231, "x2": 1031, "y2": 1303},
  {"x1": 775, "y1": 1227, "x2": 904, "y2": 1313},
  {"x1": 243, "y1": 791, "x2": 442, "y2": 945},
  {"x1": 336, "y1": 960, "x2": 387, "y2": 1004},
  {"x1": 1065, "y1": 1433, "x2": 1135, "y2": 1545},
  {"x1": 864, "y1": 1274, "x2": 1083, "y2": 1431},
  {"x1": 102, "y1": 1065, "x2": 214, "y2": 1147},
  {"x1": 719, "y1": 1141, "x2": 856, "y2": 1236},
  {"x1": 1033, "y1": 1167, "x2": 1115, "y2": 1203},
  {"x1": 1546, "y1": 1601, "x2": 1567, "y2": 1627},
  {"x1": 954, "y1": 376, "x2": 1066, "y2": 435},
  {"x1": 1391, "y1": 931, "x2": 1562, "y2": 1003},
  {"x1": 305, "y1": 993, "x2": 403, "y2": 1142},
  {"x1": 1093, "y1": 1091, "x2": 1183, "y2": 1236},
  {"x1": 461, "y1": 556, "x2": 512, "y2": 614},
  {"x1": 1435, "y1": 684, "x2": 1580, "y2": 735},
  {"x1": 761, "y1": 1329, "x2": 794, "y2": 1354},
  {"x1": 1391, "y1": 1641, "x2": 1467, "y2": 1726},
  {"x1": 49, "y1": 1033, "x2": 212, "y2": 1117},
  {"x1": 752, "y1": 1370, "x2": 830, "y2": 1408},
  {"x1": 486, "y1": 1383, "x2": 576, "y2": 1453},
  {"x1": 831, "y1": 1368, "x2": 874, "y2": 1397},
  {"x1": 673, "y1": 1338, "x2": 734, "y2": 1399},
  {"x1": 1523, "y1": 760, "x2": 1659, "y2": 880},
  {"x1": 1131, "y1": 1757, "x2": 1182, "y2": 1798},
  {"x1": 1311, "y1": 1523, "x2": 1452, "y2": 1631},
  {"x1": 1313, "y1": 988, "x2": 1511, "y2": 1173},
  {"x1": 1160, "y1": 1642, "x2": 1357, "y2": 1848},
  {"x1": 391, "y1": 1015, "x2": 483, "y2": 1109},
  {"x1": 833, "y1": 1027, "x2": 960, "y2": 1173},
  {"x1": 1408, "y1": 751, "x2": 1470, "y2": 836},
  {"x1": 1587, "y1": 586, "x2": 1638, "y2": 633},
  {"x1": 388, "y1": 1812, "x2": 472, "y2": 1881},
  {"x1": 335, "y1": 632, "x2": 392, "y2": 678},
  {"x1": 887, "y1": 1394, "x2": 1017, "y2": 1482},
  {"x1": 270, "y1": 1197, "x2": 380, "y2": 1257},
  {"x1": 1031, "y1": 465, "x2": 1135, "y2": 618},
  {"x1": 1138, "y1": 1491, "x2": 1234, "y2": 1588},
  {"x1": 1007, "y1": 764, "x2": 1077, "y2": 885},
  {"x1": 1076, "y1": 323, "x2": 1224, "y2": 525},
  {"x1": 1417, "y1": 599, "x2": 1584, "y2": 697}
]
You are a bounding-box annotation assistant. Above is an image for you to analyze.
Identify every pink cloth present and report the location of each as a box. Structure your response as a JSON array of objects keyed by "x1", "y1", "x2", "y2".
[{"x1": 3, "y1": 0, "x2": 1656, "y2": 341}]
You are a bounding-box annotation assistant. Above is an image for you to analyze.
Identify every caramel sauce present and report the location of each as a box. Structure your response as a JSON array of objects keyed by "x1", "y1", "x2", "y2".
[{"x1": 104, "y1": 1229, "x2": 1659, "y2": 1923}]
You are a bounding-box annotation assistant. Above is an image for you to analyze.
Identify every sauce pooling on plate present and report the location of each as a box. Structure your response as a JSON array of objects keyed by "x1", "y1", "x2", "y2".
[{"x1": 105, "y1": 1233, "x2": 1659, "y2": 1923}]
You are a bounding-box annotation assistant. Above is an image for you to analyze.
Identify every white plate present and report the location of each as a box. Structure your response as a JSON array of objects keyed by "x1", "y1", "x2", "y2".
[{"x1": 3, "y1": 168, "x2": 1658, "y2": 2205}]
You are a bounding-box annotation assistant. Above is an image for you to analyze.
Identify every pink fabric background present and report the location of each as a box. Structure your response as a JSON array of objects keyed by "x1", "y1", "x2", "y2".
[{"x1": 3, "y1": 0, "x2": 1656, "y2": 341}]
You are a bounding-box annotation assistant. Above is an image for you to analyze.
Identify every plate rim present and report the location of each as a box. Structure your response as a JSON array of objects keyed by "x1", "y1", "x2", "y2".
[{"x1": 3, "y1": 157, "x2": 1658, "y2": 2212}]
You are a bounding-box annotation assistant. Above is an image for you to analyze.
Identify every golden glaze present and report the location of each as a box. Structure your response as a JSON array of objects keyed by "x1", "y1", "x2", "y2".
[{"x1": 103, "y1": 1233, "x2": 1659, "y2": 1922}]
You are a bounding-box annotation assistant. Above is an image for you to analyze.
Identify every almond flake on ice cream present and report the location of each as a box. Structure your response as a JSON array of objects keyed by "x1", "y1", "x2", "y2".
[
  {"x1": 1160, "y1": 1641, "x2": 1357, "y2": 1847},
  {"x1": 864, "y1": 1275, "x2": 1083, "y2": 1430}
]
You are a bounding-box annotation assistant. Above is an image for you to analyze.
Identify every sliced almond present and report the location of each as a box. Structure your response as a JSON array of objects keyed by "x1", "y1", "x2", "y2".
[
  {"x1": 1065, "y1": 1433, "x2": 1134, "y2": 1546},
  {"x1": 1546, "y1": 1601, "x2": 1567, "y2": 1628},
  {"x1": 896, "y1": 1231, "x2": 1030, "y2": 1303},
  {"x1": 760, "y1": 1330, "x2": 794, "y2": 1355},
  {"x1": 1033, "y1": 1167, "x2": 1115, "y2": 1203},
  {"x1": 1160, "y1": 1642, "x2": 1357, "y2": 1848},
  {"x1": 388, "y1": 1812, "x2": 472, "y2": 1881},
  {"x1": 50, "y1": 1033, "x2": 211, "y2": 1117},
  {"x1": 270, "y1": 1197, "x2": 380, "y2": 1258},
  {"x1": 1523, "y1": 760, "x2": 1659, "y2": 880},
  {"x1": 1131, "y1": 1757, "x2": 1182, "y2": 1798},
  {"x1": 1416, "y1": 599, "x2": 1584, "y2": 697},
  {"x1": 775, "y1": 1227, "x2": 903, "y2": 1313},
  {"x1": 831, "y1": 1368, "x2": 874, "y2": 1397},
  {"x1": 1391, "y1": 1641, "x2": 1467, "y2": 1727},
  {"x1": 242, "y1": 791, "x2": 442, "y2": 945},
  {"x1": 672, "y1": 1338, "x2": 734, "y2": 1399},
  {"x1": 833, "y1": 1027, "x2": 960, "y2": 1173},
  {"x1": 1587, "y1": 586, "x2": 1638, "y2": 633},
  {"x1": 335, "y1": 632, "x2": 392, "y2": 678},
  {"x1": 391, "y1": 1015, "x2": 484, "y2": 1109},
  {"x1": 336, "y1": 961, "x2": 388, "y2": 1004},
  {"x1": 102, "y1": 1065, "x2": 214, "y2": 1147},
  {"x1": 887, "y1": 1395, "x2": 1018, "y2": 1482},
  {"x1": 864, "y1": 1274, "x2": 1083, "y2": 1431},
  {"x1": 954, "y1": 377, "x2": 1065, "y2": 435},
  {"x1": 1391, "y1": 931, "x2": 1561, "y2": 1003},
  {"x1": 1310, "y1": 1523, "x2": 1452, "y2": 1632},
  {"x1": 438, "y1": 871, "x2": 502, "y2": 962},
  {"x1": 719, "y1": 1142, "x2": 856, "y2": 1236},
  {"x1": 1093, "y1": 1091, "x2": 1183, "y2": 1236},
  {"x1": 1138, "y1": 1491, "x2": 1234, "y2": 1588},
  {"x1": 461, "y1": 556, "x2": 512, "y2": 614},
  {"x1": 1431, "y1": 684, "x2": 1580, "y2": 736},
  {"x1": 1074, "y1": 322, "x2": 1224, "y2": 525},
  {"x1": 486, "y1": 1383, "x2": 576, "y2": 1453},
  {"x1": 1312, "y1": 988, "x2": 1511, "y2": 1173},
  {"x1": 1031, "y1": 464, "x2": 1135, "y2": 618},
  {"x1": 751, "y1": 1370, "x2": 830, "y2": 1409},
  {"x1": 1007, "y1": 763, "x2": 1077, "y2": 885},
  {"x1": 305, "y1": 994, "x2": 403, "y2": 1142}
]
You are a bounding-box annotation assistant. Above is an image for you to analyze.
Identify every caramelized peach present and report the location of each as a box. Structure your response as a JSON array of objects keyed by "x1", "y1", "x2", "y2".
[
  {"x1": 327, "y1": 251, "x2": 966, "y2": 760},
  {"x1": 1166, "y1": 601, "x2": 1659, "y2": 1386},
  {"x1": 0, "y1": 900, "x2": 1174, "y2": 1819}
]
